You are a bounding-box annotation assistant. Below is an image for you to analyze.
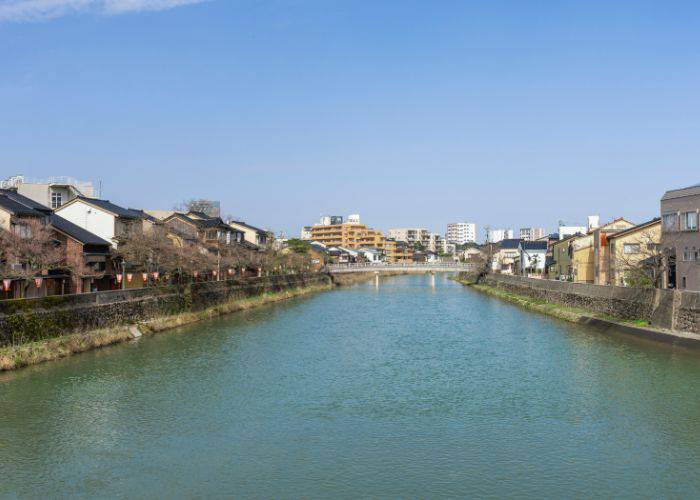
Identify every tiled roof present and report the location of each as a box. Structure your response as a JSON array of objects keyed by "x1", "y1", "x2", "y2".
[
  {"x1": 75, "y1": 196, "x2": 141, "y2": 219},
  {"x1": 0, "y1": 189, "x2": 52, "y2": 214},
  {"x1": 230, "y1": 220, "x2": 266, "y2": 233},
  {"x1": 521, "y1": 240, "x2": 548, "y2": 250},
  {"x1": 499, "y1": 239, "x2": 521, "y2": 249},
  {"x1": 607, "y1": 218, "x2": 661, "y2": 240},
  {"x1": 49, "y1": 214, "x2": 111, "y2": 246}
]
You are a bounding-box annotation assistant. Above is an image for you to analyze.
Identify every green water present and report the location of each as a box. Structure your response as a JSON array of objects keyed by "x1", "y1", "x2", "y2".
[{"x1": 2, "y1": 274, "x2": 700, "y2": 498}]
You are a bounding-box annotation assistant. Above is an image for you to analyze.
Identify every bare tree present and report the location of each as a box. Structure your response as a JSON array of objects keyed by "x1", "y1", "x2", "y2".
[
  {"x1": 612, "y1": 229, "x2": 666, "y2": 288},
  {"x1": 0, "y1": 219, "x2": 64, "y2": 297}
]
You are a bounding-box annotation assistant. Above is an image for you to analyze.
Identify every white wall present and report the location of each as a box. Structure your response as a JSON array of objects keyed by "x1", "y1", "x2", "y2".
[{"x1": 56, "y1": 201, "x2": 116, "y2": 247}]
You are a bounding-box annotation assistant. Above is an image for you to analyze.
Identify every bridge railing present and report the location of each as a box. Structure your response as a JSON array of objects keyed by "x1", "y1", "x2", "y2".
[{"x1": 326, "y1": 262, "x2": 475, "y2": 272}]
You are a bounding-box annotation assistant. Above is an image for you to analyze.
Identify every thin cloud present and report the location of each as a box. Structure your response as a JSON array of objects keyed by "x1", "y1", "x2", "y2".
[{"x1": 0, "y1": 0, "x2": 207, "y2": 22}]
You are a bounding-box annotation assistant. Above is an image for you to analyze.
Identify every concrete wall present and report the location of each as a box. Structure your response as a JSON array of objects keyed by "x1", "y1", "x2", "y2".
[
  {"x1": 0, "y1": 273, "x2": 331, "y2": 347},
  {"x1": 483, "y1": 274, "x2": 700, "y2": 334}
]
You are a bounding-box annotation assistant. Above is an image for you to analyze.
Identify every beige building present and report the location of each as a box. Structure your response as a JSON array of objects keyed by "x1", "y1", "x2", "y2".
[
  {"x1": 571, "y1": 234, "x2": 595, "y2": 283},
  {"x1": 387, "y1": 228, "x2": 430, "y2": 247},
  {"x1": 228, "y1": 220, "x2": 270, "y2": 248},
  {"x1": 1, "y1": 175, "x2": 95, "y2": 209},
  {"x1": 606, "y1": 218, "x2": 661, "y2": 287},
  {"x1": 591, "y1": 218, "x2": 635, "y2": 285}
]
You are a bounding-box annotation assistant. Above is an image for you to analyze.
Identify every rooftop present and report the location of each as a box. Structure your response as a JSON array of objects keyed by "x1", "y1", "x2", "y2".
[
  {"x1": 661, "y1": 183, "x2": 700, "y2": 201},
  {"x1": 607, "y1": 218, "x2": 661, "y2": 240},
  {"x1": 73, "y1": 196, "x2": 141, "y2": 219},
  {"x1": 0, "y1": 189, "x2": 52, "y2": 217}
]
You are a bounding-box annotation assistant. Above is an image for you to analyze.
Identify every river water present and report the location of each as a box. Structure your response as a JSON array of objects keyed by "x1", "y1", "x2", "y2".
[{"x1": 2, "y1": 274, "x2": 700, "y2": 498}]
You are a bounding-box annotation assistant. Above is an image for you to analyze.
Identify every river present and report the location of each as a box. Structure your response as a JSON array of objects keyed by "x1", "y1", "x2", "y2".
[{"x1": 1, "y1": 274, "x2": 700, "y2": 498}]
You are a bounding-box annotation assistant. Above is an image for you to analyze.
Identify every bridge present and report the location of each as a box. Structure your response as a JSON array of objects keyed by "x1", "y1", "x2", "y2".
[{"x1": 326, "y1": 262, "x2": 475, "y2": 273}]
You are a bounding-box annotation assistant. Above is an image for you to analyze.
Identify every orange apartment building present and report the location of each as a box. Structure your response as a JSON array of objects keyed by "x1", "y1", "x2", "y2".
[
  {"x1": 385, "y1": 238, "x2": 414, "y2": 262},
  {"x1": 310, "y1": 223, "x2": 386, "y2": 250}
]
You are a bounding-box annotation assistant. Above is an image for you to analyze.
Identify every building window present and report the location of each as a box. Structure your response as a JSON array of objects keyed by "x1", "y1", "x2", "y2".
[
  {"x1": 662, "y1": 213, "x2": 678, "y2": 231},
  {"x1": 683, "y1": 248, "x2": 696, "y2": 261},
  {"x1": 681, "y1": 211, "x2": 698, "y2": 231},
  {"x1": 51, "y1": 191, "x2": 63, "y2": 208},
  {"x1": 681, "y1": 276, "x2": 687, "y2": 289},
  {"x1": 623, "y1": 243, "x2": 640, "y2": 254}
]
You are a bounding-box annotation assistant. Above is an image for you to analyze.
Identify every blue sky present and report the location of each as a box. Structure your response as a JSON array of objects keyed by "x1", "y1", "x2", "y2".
[{"x1": 1, "y1": 0, "x2": 697, "y2": 239}]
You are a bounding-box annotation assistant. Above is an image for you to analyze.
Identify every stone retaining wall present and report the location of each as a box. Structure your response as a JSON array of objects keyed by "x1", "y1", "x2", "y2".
[
  {"x1": 482, "y1": 274, "x2": 700, "y2": 334},
  {"x1": 0, "y1": 273, "x2": 331, "y2": 347}
]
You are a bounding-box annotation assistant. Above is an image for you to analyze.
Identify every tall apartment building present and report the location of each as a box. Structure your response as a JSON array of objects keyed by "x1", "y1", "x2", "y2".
[
  {"x1": 446, "y1": 222, "x2": 476, "y2": 245},
  {"x1": 0, "y1": 175, "x2": 96, "y2": 209},
  {"x1": 387, "y1": 228, "x2": 430, "y2": 247},
  {"x1": 428, "y1": 233, "x2": 443, "y2": 253},
  {"x1": 485, "y1": 228, "x2": 513, "y2": 243},
  {"x1": 519, "y1": 227, "x2": 545, "y2": 241},
  {"x1": 310, "y1": 223, "x2": 385, "y2": 249}
]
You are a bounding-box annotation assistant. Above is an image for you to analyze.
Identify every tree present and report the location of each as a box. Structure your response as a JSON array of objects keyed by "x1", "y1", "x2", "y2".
[
  {"x1": 0, "y1": 219, "x2": 64, "y2": 297},
  {"x1": 613, "y1": 229, "x2": 666, "y2": 288},
  {"x1": 286, "y1": 239, "x2": 311, "y2": 254}
]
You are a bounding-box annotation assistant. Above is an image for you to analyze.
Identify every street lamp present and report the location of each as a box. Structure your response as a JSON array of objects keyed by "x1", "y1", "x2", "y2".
[{"x1": 120, "y1": 260, "x2": 127, "y2": 290}]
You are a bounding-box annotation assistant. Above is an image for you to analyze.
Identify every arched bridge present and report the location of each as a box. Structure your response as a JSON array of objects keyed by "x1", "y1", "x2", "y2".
[{"x1": 326, "y1": 262, "x2": 476, "y2": 273}]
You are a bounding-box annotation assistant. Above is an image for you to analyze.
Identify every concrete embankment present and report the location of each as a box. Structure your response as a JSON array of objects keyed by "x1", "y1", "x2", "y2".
[
  {"x1": 458, "y1": 273, "x2": 700, "y2": 346},
  {"x1": 0, "y1": 274, "x2": 332, "y2": 371}
]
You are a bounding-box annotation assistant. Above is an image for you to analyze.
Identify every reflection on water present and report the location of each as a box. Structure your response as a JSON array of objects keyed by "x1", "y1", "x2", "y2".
[{"x1": 1, "y1": 274, "x2": 700, "y2": 498}]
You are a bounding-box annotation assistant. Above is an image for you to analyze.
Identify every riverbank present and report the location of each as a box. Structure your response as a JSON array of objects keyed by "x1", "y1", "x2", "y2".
[
  {"x1": 459, "y1": 278, "x2": 700, "y2": 347},
  {"x1": 0, "y1": 279, "x2": 331, "y2": 371}
]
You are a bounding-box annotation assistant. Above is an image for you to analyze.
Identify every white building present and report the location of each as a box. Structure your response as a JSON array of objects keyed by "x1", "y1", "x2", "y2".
[
  {"x1": 559, "y1": 225, "x2": 586, "y2": 239},
  {"x1": 1, "y1": 175, "x2": 96, "y2": 209},
  {"x1": 446, "y1": 222, "x2": 476, "y2": 245},
  {"x1": 428, "y1": 233, "x2": 443, "y2": 253},
  {"x1": 54, "y1": 196, "x2": 141, "y2": 248},
  {"x1": 319, "y1": 215, "x2": 343, "y2": 226},
  {"x1": 486, "y1": 228, "x2": 514, "y2": 243},
  {"x1": 519, "y1": 227, "x2": 545, "y2": 241},
  {"x1": 518, "y1": 240, "x2": 548, "y2": 276},
  {"x1": 347, "y1": 214, "x2": 361, "y2": 224},
  {"x1": 300, "y1": 226, "x2": 313, "y2": 240}
]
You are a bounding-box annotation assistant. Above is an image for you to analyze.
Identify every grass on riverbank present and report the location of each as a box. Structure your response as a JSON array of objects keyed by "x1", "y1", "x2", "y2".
[
  {"x1": 0, "y1": 282, "x2": 331, "y2": 372},
  {"x1": 456, "y1": 279, "x2": 644, "y2": 326}
]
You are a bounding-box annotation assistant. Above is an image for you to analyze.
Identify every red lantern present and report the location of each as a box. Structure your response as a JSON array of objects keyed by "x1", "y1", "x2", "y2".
[
  {"x1": 152, "y1": 272, "x2": 159, "y2": 280},
  {"x1": 142, "y1": 272, "x2": 148, "y2": 282},
  {"x1": 212, "y1": 270, "x2": 218, "y2": 277},
  {"x1": 34, "y1": 277, "x2": 43, "y2": 289},
  {"x1": 227, "y1": 268, "x2": 233, "y2": 276},
  {"x1": 127, "y1": 273, "x2": 133, "y2": 283},
  {"x1": 2, "y1": 279, "x2": 11, "y2": 291},
  {"x1": 116, "y1": 274, "x2": 123, "y2": 284},
  {"x1": 193, "y1": 271, "x2": 199, "y2": 278}
]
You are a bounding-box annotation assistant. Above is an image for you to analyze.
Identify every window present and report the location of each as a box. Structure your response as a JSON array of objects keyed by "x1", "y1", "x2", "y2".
[
  {"x1": 683, "y1": 248, "x2": 696, "y2": 261},
  {"x1": 623, "y1": 243, "x2": 641, "y2": 254},
  {"x1": 681, "y1": 211, "x2": 698, "y2": 231},
  {"x1": 51, "y1": 191, "x2": 63, "y2": 208},
  {"x1": 662, "y1": 213, "x2": 678, "y2": 231},
  {"x1": 681, "y1": 276, "x2": 687, "y2": 289}
]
